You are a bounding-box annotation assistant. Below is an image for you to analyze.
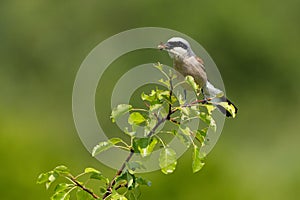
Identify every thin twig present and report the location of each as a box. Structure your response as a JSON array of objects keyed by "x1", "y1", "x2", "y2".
[
  {"x1": 102, "y1": 150, "x2": 134, "y2": 199},
  {"x1": 68, "y1": 176, "x2": 99, "y2": 199},
  {"x1": 169, "y1": 118, "x2": 181, "y2": 125}
]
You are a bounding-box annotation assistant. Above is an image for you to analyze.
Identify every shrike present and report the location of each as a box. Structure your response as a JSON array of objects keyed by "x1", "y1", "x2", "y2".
[{"x1": 158, "y1": 37, "x2": 237, "y2": 117}]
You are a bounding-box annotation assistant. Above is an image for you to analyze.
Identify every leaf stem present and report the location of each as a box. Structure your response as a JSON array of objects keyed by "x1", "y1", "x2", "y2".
[
  {"x1": 154, "y1": 135, "x2": 166, "y2": 148},
  {"x1": 114, "y1": 145, "x2": 131, "y2": 151},
  {"x1": 131, "y1": 108, "x2": 149, "y2": 112},
  {"x1": 173, "y1": 80, "x2": 186, "y2": 89}
]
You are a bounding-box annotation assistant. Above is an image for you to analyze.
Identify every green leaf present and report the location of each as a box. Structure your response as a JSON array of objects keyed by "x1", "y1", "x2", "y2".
[
  {"x1": 85, "y1": 168, "x2": 109, "y2": 183},
  {"x1": 145, "y1": 116, "x2": 158, "y2": 133},
  {"x1": 128, "y1": 112, "x2": 146, "y2": 125},
  {"x1": 111, "y1": 192, "x2": 128, "y2": 200},
  {"x1": 99, "y1": 187, "x2": 107, "y2": 195},
  {"x1": 92, "y1": 138, "x2": 123, "y2": 157},
  {"x1": 124, "y1": 127, "x2": 136, "y2": 137},
  {"x1": 136, "y1": 177, "x2": 152, "y2": 187},
  {"x1": 54, "y1": 165, "x2": 70, "y2": 175},
  {"x1": 180, "y1": 107, "x2": 190, "y2": 119},
  {"x1": 199, "y1": 112, "x2": 211, "y2": 125},
  {"x1": 158, "y1": 78, "x2": 170, "y2": 88},
  {"x1": 133, "y1": 137, "x2": 158, "y2": 157},
  {"x1": 126, "y1": 161, "x2": 146, "y2": 174},
  {"x1": 149, "y1": 103, "x2": 162, "y2": 111},
  {"x1": 126, "y1": 189, "x2": 142, "y2": 200},
  {"x1": 141, "y1": 138, "x2": 157, "y2": 157},
  {"x1": 90, "y1": 173, "x2": 108, "y2": 182},
  {"x1": 174, "y1": 130, "x2": 191, "y2": 147},
  {"x1": 141, "y1": 88, "x2": 171, "y2": 105},
  {"x1": 159, "y1": 147, "x2": 177, "y2": 174},
  {"x1": 43, "y1": 171, "x2": 59, "y2": 189},
  {"x1": 158, "y1": 103, "x2": 169, "y2": 118},
  {"x1": 154, "y1": 62, "x2": 163, "y2": 71},
  {"x1": 141, "y1": 90, "x2": 157, "y2": 103},
  {"x1": 54, "y1": 183, "x2": 72, "y2": 193},
  {"x1": 84, "y1": 167, "x2": 100, "y2": 174},
  {"x1": 37, "y1": 173, "x2": 50, "y2": 184},
  {"x1": 169, "y1": 70, "x2": 177, "y2": 80},
  {"x1": 109, "y1": 138, "x2": 123, "y2": 144},
  {"x1": 177, "y1": 94, "x2": 186, "y2": 105},
  {"x1": 190, "y1": 105, "x2": 201, "y2": 115},
  {"x1": 196, "y1": 128, "x2": 208, "y2": 144},
  {"x1": 192, "y1": 145, "x2": 205, "y2": 173},
  {"x1": 83, "y1": 167, "x2": 108, "y2": 182},
  {"x1": 185, "y1": 75, "x2": 199, "y2": 91},
  {"x1": 180, "y1": 126, "x2": 192, "y2": 136},
  {"x1": 156, "y1": 90, "x2": 170, "y2": 101},
  {"x1": 111, "y1": 104, "x2": 132, "y2": 122},
  {"x1": 37, "y1": 166, "x2": 69, "y2": 189},
  {"x1": 199, "y1": 112, "x2": 216, "y2": 131},
  {"x1": 48, "y1": 173, "x2": 57, "y2": 182},
  {"x1": 51, "y1": 190, "x2": 70, "y2": 200},
  {"x1": 92, "y1": 142, "x2": 112, "y2": 157},
  {"x1": 170, "y1": 95, "x2": 177, "y2": 104},
  {"x1": 76, "y1": 189, "x2": 94, "y2": 200},
  {"x1": 116, "y1": 171, "x2": 135, "y2": 189},
  {"x1": 37, "y1": 170, "x2": 59, "y2": 188},
  {"x1": 203, "y1": 104, "x2": 215, "y2": 115}
]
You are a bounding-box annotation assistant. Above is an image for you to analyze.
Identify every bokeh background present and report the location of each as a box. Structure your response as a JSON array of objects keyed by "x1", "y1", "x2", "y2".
[{"x1": 1, "y1": 0, "x2": 300, "y2": 199}]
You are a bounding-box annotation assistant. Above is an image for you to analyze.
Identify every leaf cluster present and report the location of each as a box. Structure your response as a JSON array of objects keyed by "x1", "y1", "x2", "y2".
[{"x1": 38, "y1": 63, "x2": 234, "y2": 200}]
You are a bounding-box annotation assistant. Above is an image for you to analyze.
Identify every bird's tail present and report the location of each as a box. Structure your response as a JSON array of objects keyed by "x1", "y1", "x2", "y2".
[
  {"x1": 215, "y1": 97, "x2": 238, "y2": 117},
  {"x1": 202, "y1": 82, "x2": 238, "y2": 118}
]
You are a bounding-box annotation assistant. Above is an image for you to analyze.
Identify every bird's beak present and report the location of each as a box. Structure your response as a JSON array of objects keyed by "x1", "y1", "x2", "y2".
[{"x1": 158, "y1": 42, "x2": 168, "y2": 50}]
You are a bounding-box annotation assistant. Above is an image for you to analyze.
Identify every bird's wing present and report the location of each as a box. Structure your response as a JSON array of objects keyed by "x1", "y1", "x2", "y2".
[
  {"x1": 184, "y1": 56, "x2": 206, "y2": 72},
  {"x1": 195, "y1": 56, "x2": 204, "y2": 65},
  {"x1": 183, "y1": 56, "x2": 207, "y2": 87}
]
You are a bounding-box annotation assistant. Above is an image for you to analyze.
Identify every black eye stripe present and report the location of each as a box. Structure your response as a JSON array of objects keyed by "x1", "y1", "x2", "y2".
[{"x1": 168, "y1": 41, "x2": 188, "y2": 49}]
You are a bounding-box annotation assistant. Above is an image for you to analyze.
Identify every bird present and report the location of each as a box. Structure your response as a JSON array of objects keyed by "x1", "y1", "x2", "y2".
[{"x1": 158, "y1": 37, "x2": 237, "y2": 117}]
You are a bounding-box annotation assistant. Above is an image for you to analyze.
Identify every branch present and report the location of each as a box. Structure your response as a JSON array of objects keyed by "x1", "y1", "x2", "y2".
[
  {"x1": 182, "y1": 99, "x2": 209, "y2": 107},
  {"x1": 102, "y1": 78, "x2": 176, "y2": 199},
  {"x1": 102, "y1": 116, "x2": 167, "y2": 199},
  {"x1": 69, "y1": 176, "x2": 99, "y2": 199}
]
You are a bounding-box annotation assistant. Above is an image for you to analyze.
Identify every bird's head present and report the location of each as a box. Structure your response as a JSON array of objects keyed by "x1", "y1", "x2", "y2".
[{"x1": 158, "y1": 37, "x2": 194, "y2": 60}]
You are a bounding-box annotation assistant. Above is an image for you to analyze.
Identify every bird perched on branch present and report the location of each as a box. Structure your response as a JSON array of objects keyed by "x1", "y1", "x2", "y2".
[{"x1": 158, "y1": 37, "x2": 237, "y2": 117}]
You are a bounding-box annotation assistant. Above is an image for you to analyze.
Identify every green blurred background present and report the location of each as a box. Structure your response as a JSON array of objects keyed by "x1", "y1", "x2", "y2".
[{"x1": 1, "y1": 0, "x2": 300, "y2": 199}]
